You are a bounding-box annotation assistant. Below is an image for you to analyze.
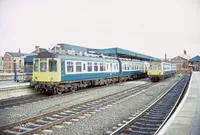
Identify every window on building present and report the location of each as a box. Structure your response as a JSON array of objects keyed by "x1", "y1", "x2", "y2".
[
  {"x1": 88, "y1": 62, "x2": 92, "y2": 72},
  {"x1": 34, "y1": 60, "x2": 39, "y2": 72},
  {"x1": 40, "y1": 62, "x2": 47, "y2": 72},
  {"x1": 76, "y1": 62, "x2": 82, "y2": 72},
  {"x1": 67, "y1": 61, "x2": 74, "y2": 72},
  {"x1": 94, "y1": 63, "x2": 98, "y2": 71},
  {"x1": 49, "y1": 60, "x2": 57, "y2": 72}
]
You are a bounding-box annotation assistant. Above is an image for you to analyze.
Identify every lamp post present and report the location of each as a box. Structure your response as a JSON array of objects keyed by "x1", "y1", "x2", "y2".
[{"x1": 14, "y1": 59, "x2": 17, "y2": 82}]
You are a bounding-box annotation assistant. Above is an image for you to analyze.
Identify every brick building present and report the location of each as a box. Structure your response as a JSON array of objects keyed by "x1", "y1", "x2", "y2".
[
  {"x1": 3, "y1": 51, "x2": 27, "y2": 73},
  {"x1": 170, "y1": 50, "x2": 190, "y2": 72}
]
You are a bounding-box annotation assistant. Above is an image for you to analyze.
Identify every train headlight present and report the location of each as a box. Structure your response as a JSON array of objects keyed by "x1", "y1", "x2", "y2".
[
  {"x1": 34, "y1": 76, "x2": 37, "y2": 80},
  {"x1": 51, "y1": 77, "x2": 54, "y2": 81}
]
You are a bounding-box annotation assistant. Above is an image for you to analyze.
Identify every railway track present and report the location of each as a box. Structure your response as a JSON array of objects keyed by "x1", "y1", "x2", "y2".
[
  {"x1": 0, "y1": 93, "x2": 49, "y2": 109},
  {"x1": 0, "y1": 82, "x2": 155, "y2": 135},
  {"x1": 107, "y1": 73, "x2": 191, "y2": 135},
  {"x1": 0, "y1": 79, "x2": 149, "y2": 109}
]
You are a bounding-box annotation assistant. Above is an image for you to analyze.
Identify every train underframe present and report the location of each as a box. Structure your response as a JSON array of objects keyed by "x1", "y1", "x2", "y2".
[
  {"x1": 34, "y1": 74, "x2": 147, "y2": 94},
  {"x1": 149, "y1": 73, "x2": 176, "y2": 82}
]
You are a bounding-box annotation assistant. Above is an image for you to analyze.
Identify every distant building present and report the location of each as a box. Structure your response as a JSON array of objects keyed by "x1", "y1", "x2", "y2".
[
  {"x1": 170, "y1": 50, "x2": 190, "y2": 72},
  {"x1": 50, "y1": 43, "x2": 88, "y2": 55},
  {"x1": 3, "y1": 50, "x2": 27, "y2": 73},
  {"x1": 32, "y1": 46, "x2": 48, "y2": 54},
  {"x1": 0, "y1": 56, "x2": 3, "y2": 72}
]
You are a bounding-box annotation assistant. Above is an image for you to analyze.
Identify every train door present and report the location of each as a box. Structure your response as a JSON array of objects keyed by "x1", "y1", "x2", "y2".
[{"x1": 82, "y1": 62, "x2": 87, "y2": 72}]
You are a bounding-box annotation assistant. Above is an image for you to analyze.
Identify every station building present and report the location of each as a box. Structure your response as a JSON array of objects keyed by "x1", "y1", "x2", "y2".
[
  {"x1": 170, "y1": 50, "x2": 191, "y2": 72},
  {"x1": 189, "y1": 55, "x2": 200, "y2": 71}
]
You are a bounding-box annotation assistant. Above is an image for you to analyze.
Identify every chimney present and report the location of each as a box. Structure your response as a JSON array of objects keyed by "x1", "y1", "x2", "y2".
[
  {"x1": 35, "y1": 46, "x2": 39, "y2": 54},
  {"x1": 184, "y1": 50, "x2": 186, "y2": 55},
  {"x1": 165, "y1": 53, "x2": 167, "y2": 62}
]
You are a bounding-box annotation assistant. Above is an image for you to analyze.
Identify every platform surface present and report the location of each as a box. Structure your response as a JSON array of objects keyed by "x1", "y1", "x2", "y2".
[
  {"x1": 158, "y1": 72, "x2": 200, "y2": 135},
  {"x1": 0, "y1": 81, "x2": 29, "y2": 89}
]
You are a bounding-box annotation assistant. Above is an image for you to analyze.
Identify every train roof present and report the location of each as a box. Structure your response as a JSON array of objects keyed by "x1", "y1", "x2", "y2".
[
  {"x1": 88, "y1": 48, "x2": 161, "y2": 61},
  {"x1": 35, "y1": 52, "x2": 119, "y2": 62},
  {"x1": 24, "y1": 54, "x2": 36, "y2": 62}
]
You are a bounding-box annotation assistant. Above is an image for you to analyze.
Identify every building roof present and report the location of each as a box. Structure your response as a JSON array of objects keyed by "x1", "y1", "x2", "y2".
[
  {"x1": 32, "y1": 48, "x2": 48, "y2": 53},
  {"x1": 56, "y1": 43, "x2": 88, "y2": 52},
  {"x1": 179, "y1": 54, "x2": 190, "y2": 60},
  {"x1": 189, "y1": 55, "x2": 200, "y2": 62},
  {"x1": 87, "y1": 48, "x2": 160, "y2": 61},
  {"x1": 6, "y1": 52, "x2": 27, "y2": 57}
]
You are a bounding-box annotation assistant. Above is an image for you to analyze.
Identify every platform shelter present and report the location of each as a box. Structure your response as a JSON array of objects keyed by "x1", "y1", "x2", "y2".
[{"x1": 87, "y1": 48, "x2": 160, "y2": 61}]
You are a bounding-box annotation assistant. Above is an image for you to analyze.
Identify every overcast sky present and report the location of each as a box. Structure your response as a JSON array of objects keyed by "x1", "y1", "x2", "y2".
[{"x1": 0, "y1": 0, "x2": 199, "y2": 58}]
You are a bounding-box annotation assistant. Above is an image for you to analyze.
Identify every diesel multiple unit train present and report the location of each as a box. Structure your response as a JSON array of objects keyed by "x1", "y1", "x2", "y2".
[
  {"x1": 148, "y1": 61, "x2": 177, "y2": 82},
  {"x1": 32, "y1": 52, "x2": 149, "y2": 94}
]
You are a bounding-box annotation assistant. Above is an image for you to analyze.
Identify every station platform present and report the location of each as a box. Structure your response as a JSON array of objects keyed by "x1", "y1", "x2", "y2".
[
  {"x1": 0, "y1": 81, "x2": 30, "y2": 90},
  {"x1": 158, "y1": 72, "x2": 200, "y2": 135}
]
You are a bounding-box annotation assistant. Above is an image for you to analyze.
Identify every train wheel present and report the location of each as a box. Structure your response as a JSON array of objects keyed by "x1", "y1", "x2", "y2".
[{"x1": 70, "y1": 86, "x2": 76, "y2": 92}]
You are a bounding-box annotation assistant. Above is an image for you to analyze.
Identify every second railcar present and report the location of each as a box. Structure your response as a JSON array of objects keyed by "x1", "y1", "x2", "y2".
[{"x1": 148, "y1": 61, "x2": 176, "y2": 82}]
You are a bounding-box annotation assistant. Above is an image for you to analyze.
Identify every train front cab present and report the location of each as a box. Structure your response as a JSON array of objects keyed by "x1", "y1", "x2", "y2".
[
  {"x1": 148, "y1": 61, "x2": 164, "y2": 81},
  {"x1": 33, "y1": 58, "x2": 61, "y2": 83}
]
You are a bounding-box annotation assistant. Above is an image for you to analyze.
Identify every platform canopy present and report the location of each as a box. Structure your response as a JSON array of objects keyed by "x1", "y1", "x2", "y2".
[
  {"x1": 87, "y1": 48, "x2": 160, "y2": 61},
  {"x1": 189, "y1": 55, "x2": 200, "y2": 62}
]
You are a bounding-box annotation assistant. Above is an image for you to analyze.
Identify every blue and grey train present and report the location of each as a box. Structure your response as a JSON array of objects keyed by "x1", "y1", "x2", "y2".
[
  {"x1": 32, "y1": 52, "x2": 148, "y2": 94},
  {"x1": 147, "y1": 61, "x2": 177, "y2": 82}
]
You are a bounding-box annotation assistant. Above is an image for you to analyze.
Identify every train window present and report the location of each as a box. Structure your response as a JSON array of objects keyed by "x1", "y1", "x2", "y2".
[
  {"x1": 34, "y1": 60, "x2": 39, "y2": 72},
  {"x1": 49, "y1": 60, "x2": 57, "y2": 72},
  {"x1": 139, "y1": 64, "x2": 142, "y2": 70},
  {"x1": 116, "y1": 64, "x2": 119, "y2": 71},
  {"x1": 158, "y1": 65, "x2": 161, "y2": 70},
  {"x1": 131, "y1": 64, "x2": 134, "y2": 70},
  {"x1": 149, "y1": 65, "x2": 152, "y2": 70},
  {"x1": 67, "y1": 62, "x2": 74, "y2": 72},
  {"x1": 110, "y1": 63, "x2": 113, "y2": 71},
  {"x1": 103, "y1": 63, "x2": 106, "y2": 71},
  {"x1": 129, "y1": 64, "x2": 131, "y2": 70},
  {"x1": 40, "y1": 62, "x2": 47, "y2": 72},
  {"x1": 88, "y1": 62, "x2": 92, "y2": 72},
  {"x1": 100, "y1": 63, "x2": 106, "y2": 71},
  {"x1": 100, "y1": 63, "x2": 103, "y2": 71},
  {"x1": 94, "y1": 63, "x2": 98, "y2": 71},
  {"x1": 83, "y1": 63, "x2": 86, "y2": 71},
  {"x1": 125, "y1": 64, "x2": 127, "y2": 70},
  {"x1": 76, "y1": 62, "x2": 82, "y2": 72}
]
